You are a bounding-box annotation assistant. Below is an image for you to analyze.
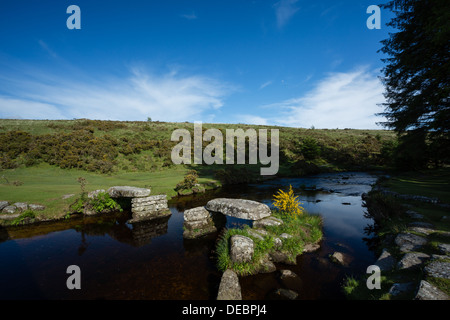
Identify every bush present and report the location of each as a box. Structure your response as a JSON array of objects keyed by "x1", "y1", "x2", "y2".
[
  {"x1": 175, "y1": 170, "x2": 199, "y2": 191},
  {"x1": 272, "y1": 185, "x2": 304, "y2": 218}
]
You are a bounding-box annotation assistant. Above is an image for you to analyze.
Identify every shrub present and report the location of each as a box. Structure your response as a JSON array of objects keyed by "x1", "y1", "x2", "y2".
[
  {"x1": 175, "y1": 170, "x2": 199, "y2": 191},
  {"x1": 272, "y1": 185, "x2": 304, "y2": 218},
  {"x1": 88, "y1": 192, "x2": 122, "y2": 214}
]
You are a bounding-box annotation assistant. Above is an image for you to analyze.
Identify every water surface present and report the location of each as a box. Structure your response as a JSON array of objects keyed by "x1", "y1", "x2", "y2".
[{"x1": 0, "y1": 172, "x2": 379, "y2": 300}]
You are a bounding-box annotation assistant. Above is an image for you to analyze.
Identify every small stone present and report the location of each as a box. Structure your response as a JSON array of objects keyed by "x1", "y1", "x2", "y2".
[
  {"x1": 28, "y1": 204, "x2": 45, "y2": 211},
  {"x1": 303, "y1": 243, "x2": 320, "y2": 253},
  {"x1": 273, "y1": 288, "x2": 298, "y2": 300},
  {"x1": 217, "y1": 269, "x2": 242, "y2": 300},
  {"x1": 279, "y1": 269, "x2": 298, "y2": 279},
  {"x1": 230, "y1": 235, "x2": 254, "y2": 263},
  {"x1": 329, "y1": 251, "x2": 350, "y2": 266},
  {"x1": 62, "y1": 194, "x2": 75, "y2": 200},
  {"x1": 389, "y1": 282, "x2": 416, "y2": 297},
  {"x1": 405, "y1": 210, "x2": 424, "y2": 220},
  {"x1": 408, "y1": 221, "x2": 434, "y2": 229}
]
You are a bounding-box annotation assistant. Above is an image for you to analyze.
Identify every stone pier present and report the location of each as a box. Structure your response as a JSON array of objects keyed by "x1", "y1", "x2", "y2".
[{"x1": 106, "y1": 186, "x2": 171, "y2": 223}]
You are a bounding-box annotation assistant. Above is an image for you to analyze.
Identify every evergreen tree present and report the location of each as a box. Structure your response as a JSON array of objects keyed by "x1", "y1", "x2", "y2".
[{"x1": 378, "y1": 0, "x2": 450, "y2": 168}]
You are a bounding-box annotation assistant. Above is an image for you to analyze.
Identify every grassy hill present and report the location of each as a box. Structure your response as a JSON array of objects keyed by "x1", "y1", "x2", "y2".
[{"x1": 0, "y1": 119, "x2": 397, "y2": 221}]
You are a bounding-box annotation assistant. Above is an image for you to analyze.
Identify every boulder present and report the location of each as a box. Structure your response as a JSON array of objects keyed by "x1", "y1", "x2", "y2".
[
  {"x1": 107, "y1": 186, "x2": 151, "y2": 198},
  {"x1": 438, "y1": 243, "x2": 450, "y2": 255},
  {"x1": 374, "y1": 249, "x2": 396, "y2": 271},
  {"x1": 394, "y1": 233, "x2": 427, "y2": 253},
  {"x1": 130, "y1": 195, "x2": 170, "y2": 222},
  {"x1": 87, "y1": 189, "x2": 106, "y2": 199},
  {"x1": 0, "y1": 201, "x2": 9, "y2": 211},
  {"x1": 397, "y1": 252, "x2": 430, "y2": 270},
  {"x1": 389, "y1": 282, "x2": 416, "y2": 297},
  {"x1": 13, "y1": 202, "x2": 28, "y2": 212},
  {"x1": 415, "y1": 280, "x2": 450, "y2": 300},
  {"x1": 424, "y1": 260, "x2": 450, "y2": 279},
  {"x1": 182, "y1": 206, "x2": 217, "y2": 239},
  {"x1": 230, "y1": 235, "x2": 254, "y2": 263},
  {"x1": 217, "y1": 269, "x2": 242, "y2": 300},
  {"x1": 269, "y1": 250, "x2": 296, "y2": 265},
  {"x1": 183, "y1": 206, "x2": 210, "y2": 222},
  {"x1": 206, "y1": 198, "x2": 271, "y2": 221},
  {"x1": 253, "y1": 216, "x2": 283, "y2": 228},
  {"x1": 2, "y1": 205, "x2": 17, "y2": 214}
]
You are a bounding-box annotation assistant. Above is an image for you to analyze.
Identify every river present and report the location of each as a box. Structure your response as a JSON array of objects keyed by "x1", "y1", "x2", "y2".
[{"x1": 0, "y1": 172, "x2": 379, "y2": 300}]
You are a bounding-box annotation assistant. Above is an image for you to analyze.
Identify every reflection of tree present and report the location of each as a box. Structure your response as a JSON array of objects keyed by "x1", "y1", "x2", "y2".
[{"x1": 77, "y1": 231, "x2": 89, "y2": 256}]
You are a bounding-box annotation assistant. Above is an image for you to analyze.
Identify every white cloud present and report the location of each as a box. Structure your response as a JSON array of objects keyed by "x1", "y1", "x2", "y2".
[
  {"x1": 274, "y1": 0, "x2": 300, "y2": 29},
  {"x1": 0, "y1": 67, "x2": 232, "y2": 122},
  {"x1": 260, "y1": 67, "x2": 386, "y2": 129},
  {"x1": 236, "y1": 114, "x2": 269, "y2": 126}
]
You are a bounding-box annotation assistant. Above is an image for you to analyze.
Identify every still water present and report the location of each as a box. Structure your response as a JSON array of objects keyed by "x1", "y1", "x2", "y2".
[{"x1": 0, "y1": 172, "x2": 379, "y2": 300}]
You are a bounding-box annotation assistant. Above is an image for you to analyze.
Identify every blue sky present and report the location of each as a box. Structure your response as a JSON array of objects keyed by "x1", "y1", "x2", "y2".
[{"x1": 0, "y1": 0, "x2": 394, "y2": 129}]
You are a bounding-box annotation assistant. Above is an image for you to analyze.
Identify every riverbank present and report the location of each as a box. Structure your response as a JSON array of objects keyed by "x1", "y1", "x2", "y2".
[{"x1": 343, "y1": 167, "x2": 450, "y2": 299}]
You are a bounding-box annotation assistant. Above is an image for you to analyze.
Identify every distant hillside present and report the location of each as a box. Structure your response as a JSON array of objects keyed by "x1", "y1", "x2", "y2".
[{"x1": 0, "y1": 119, "x2": 397, "y2": 178}]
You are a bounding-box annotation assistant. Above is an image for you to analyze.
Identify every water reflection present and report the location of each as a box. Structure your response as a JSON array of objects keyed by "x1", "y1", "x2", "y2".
[{"x1": 0, "y1": 172, "x2": 380, "y2": 300}]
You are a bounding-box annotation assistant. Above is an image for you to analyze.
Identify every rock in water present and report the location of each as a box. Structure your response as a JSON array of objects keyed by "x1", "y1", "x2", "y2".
[
  {"x1": 107, "y1": 186, "x2": 151, "y2": 198},
  {"x1": 206, "y1": 198, "x2": 271, "y2": 220},
  {"x1": 217, "y1": 269, "x2": 242, "y2": 300}
]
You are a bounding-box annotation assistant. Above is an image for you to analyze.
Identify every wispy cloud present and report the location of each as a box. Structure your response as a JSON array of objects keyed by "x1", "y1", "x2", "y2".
[
  {"x1": 257, "y1": 67, "x2": 386, "y2": 129},
  {"x1": 0, "y1": 65, "x2": 232, "y2": 122},
  {"x1": 180, "y1": 12, "x2": 197, "y2": 20},
  {"x1": 259, "y1": 80, "x2": 273, "y2": 90},
  {"x1": 274, "y1": 0, "x2": 300, "y2": 29}
]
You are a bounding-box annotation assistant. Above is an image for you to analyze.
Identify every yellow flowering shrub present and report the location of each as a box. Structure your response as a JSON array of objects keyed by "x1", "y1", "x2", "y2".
[{"x1": 272, "y1": 185, "x2": 304, "y2": 218}]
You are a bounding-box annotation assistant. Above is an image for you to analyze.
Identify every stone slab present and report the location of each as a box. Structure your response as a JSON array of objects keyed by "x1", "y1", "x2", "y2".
[
  {"x1": 206, "y1": 198, "x2": 271, "y2": 221},
  {"x1": 107, "y1": 186, "x2": 151, "y2": 198}
]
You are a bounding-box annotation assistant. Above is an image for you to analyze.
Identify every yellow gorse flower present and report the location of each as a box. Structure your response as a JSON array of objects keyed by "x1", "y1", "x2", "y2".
[{"x1": 272, "y1": 185, "x2": 304, "y2": 218}]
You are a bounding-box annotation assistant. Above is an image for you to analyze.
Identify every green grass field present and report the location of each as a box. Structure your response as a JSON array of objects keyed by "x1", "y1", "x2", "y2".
[{"x1": 0, "y1": 118, "x2": 397, "y2": 221}]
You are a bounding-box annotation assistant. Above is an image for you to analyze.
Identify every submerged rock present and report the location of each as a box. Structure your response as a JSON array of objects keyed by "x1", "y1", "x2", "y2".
[
  {"x1": 206, "y1": 198, "x2": 271, "y2": 221},
  {"x1": 272, "y1": 288, "x2": 298, "y2": 300}
]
